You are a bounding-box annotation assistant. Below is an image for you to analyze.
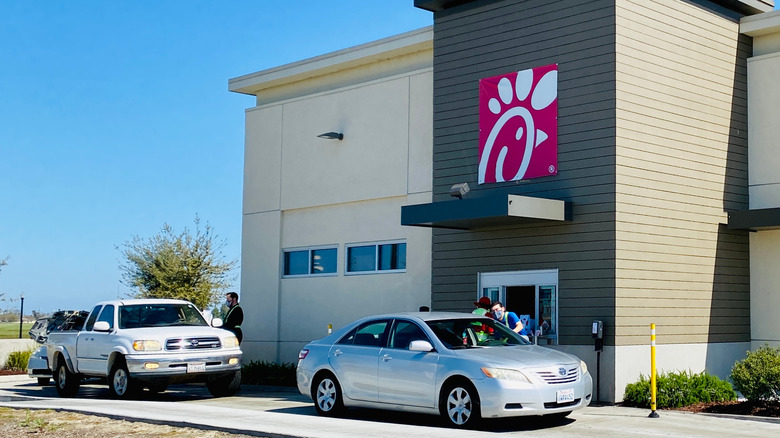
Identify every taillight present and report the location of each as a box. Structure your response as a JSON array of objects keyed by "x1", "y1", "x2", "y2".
[{"x1": 298, "y1": 349, "x2": 309, "y2": 360}]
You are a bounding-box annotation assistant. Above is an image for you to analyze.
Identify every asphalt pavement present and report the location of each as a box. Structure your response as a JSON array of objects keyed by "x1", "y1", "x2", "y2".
[{"x1": 1, "y1": 374, "x2": 779, "y2": 437}]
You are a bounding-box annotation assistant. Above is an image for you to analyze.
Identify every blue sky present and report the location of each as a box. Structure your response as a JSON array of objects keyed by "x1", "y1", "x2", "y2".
[{"x1": 0, "y1": 1, "x2": 431, "y2": 314}]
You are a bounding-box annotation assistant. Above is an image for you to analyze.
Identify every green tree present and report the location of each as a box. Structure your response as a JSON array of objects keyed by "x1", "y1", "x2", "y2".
[{"x1": 119, "y1": 216, "x2": 237, "y2": 310}]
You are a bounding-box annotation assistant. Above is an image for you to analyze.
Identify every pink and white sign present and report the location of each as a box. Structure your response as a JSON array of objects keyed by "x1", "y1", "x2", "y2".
[{"x1": 478, "y1": 64, "x2": 558, "y2": 184}]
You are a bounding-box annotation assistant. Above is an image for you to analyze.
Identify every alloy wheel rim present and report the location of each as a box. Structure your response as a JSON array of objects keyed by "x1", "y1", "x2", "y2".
[
  {"x1": 317, "y1": 379, "x2": 336, "y2": 411},
  {"x1": 58, "y1": 366, "x2": 66, "y2": 389},
  {"x1": 113, "y1": 369, "x2": 127, "y2": 395},
  {"x1": 447, "y1": 387, "x2": 472, "y2": 425}
]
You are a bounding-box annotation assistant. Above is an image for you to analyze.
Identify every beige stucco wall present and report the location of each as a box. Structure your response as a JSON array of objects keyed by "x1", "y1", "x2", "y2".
[
  {"x1": 749, "y1": 230, "x2": 780, "y2": 349},
  {"x1": 236, "y1": 32, "x2": 433, "y2": 364},
  {"x1": 747, "y1": 52, "x2": 780, "y2": 209},
  {"x1": 742, "y1": 11, "x2": 780, "y2": 350}
]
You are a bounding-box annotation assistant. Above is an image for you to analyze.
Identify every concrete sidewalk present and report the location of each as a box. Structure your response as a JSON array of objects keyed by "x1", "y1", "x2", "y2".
[{"x1": 1, "y1": 375, "x2": 778, "y2": 437}]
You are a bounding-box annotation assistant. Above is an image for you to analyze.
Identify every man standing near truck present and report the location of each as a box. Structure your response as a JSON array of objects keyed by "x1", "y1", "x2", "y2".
[{"x1": 224, "y1": 292, "x2": 243, "y2": 344}]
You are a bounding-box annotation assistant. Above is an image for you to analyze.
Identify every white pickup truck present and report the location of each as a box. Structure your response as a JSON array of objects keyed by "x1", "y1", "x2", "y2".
[{"x1": 46, "y1": 298, "x2": 242, "y2": 399}]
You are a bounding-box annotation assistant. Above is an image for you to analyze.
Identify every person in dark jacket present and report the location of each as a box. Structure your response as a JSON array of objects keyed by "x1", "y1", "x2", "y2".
[{"x1": 224, "y1": 292, "x2": 243, "y2": 344}]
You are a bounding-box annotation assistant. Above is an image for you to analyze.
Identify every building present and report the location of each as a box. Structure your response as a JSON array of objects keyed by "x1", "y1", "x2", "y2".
[
  {"x1": 230, "y1": 0, "x2": 777, "y2": 403},
  {"x1": 730, "y1": 8, "x2": 780, "y2": 350},
  {"x1": 228, "y1": 28, "x2": 434, "y2": 365}
]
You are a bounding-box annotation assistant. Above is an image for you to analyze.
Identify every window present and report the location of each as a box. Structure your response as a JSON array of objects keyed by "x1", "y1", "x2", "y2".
[
  {"x1": 338, "y1": 320, "x2": 390, "y2": 347},
  {"x1": 83, "y1": 305, "x2": 101, "y2": 331},
  {"x1": 389, "y1": 320, "x2": 428, "y2": 350},
  {"x1": 283, "y1": 246, "x2": 337, "y2": 277},
  {"x1": 97, "y1": 305, "x2": 115, "y2": 330},
  {"x1": 346, "y1": 241, "x2": 406, "y2": 274}
]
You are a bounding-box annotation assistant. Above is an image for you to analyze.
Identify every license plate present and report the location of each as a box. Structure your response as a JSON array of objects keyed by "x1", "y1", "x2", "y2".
[
  {"x1": 187, "y1": 362, "x2": 206, "y2": 373},
  {"x1": 556, "y1": 388, "x2": 575, "y2": 403}
]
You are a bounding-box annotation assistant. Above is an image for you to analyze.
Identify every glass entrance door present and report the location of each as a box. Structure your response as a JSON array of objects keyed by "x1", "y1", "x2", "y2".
[{"x1": 478, "y1": 269, "x2": 558, "y2": 345}]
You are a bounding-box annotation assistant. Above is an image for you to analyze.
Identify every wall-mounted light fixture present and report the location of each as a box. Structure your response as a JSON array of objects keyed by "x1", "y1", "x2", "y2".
[
  {"x1": 317, "y1": 132, "x2": 344, "y2": 140},
  {"x1": 449, "y1": 182, "x2": 470, "y2": 199}
]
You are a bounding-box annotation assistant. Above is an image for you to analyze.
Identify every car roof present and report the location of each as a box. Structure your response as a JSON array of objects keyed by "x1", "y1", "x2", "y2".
[
  {"x1": 93, "y1": 298, "x2": 194, "y2": 307},
  {"x1": 364, "y1": 311, "x2": 486, "y2": 322}
]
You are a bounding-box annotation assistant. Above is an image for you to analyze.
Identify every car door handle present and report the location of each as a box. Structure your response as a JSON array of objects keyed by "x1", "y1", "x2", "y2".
[
  {"x1": 382, "y1": 354, "x2": 392, "y2": 362},
  {"x1": 333, "y1": 349, "x2": 343, "y2": 357}
]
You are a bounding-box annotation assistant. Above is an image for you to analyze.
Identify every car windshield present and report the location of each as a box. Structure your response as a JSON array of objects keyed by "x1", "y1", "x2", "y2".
[
  {"x1": 426, "y1": 317, "x2": 531, "y2": 349},
  {"x1": 119, "y1": 304, "x2": 208, "y2": 329}
]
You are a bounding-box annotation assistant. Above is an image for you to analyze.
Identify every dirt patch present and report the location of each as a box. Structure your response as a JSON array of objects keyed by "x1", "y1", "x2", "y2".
[
  {"x1": 672, "y1": 400, "x2": 780, "y2": 417},
  {"x1": 0, "y1": 407, "x2": 265, "y2": 438}
]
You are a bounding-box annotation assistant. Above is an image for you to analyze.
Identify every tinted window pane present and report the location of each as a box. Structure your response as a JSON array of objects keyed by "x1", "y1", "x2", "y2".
[
  {"x1": 311, "y1": 248, "x2": 337, "y2": 274},
  {"x1": 353, "y1": 320, "x2": 389, "y2": 347},
  {"x1": 379, "y1": 243, "x2": 406, "y2": 270},
  {"x1": 347, "y1": 245, "x2": 376, "y2": 272},
  {"x1": 97, "y1": 305, "x2": 115, "y2": 329},
  {"x1": 84, "y1": 305, "x2": 102, "y2": 331},
  {"x1": 284, "y1": 250, "x2": 309, "y2": 275}
]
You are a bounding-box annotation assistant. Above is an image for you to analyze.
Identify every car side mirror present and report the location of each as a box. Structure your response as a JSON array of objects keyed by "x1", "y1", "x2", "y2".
[
  {"x1": 93, "y1": 321, "x2": 111, "y2": 332},
  {"x1": 409, "y1": 340, "x2": 434, "y2": 352},
  {"x1": 211, "y1": 318, "x2": 223, "y2": 328}
]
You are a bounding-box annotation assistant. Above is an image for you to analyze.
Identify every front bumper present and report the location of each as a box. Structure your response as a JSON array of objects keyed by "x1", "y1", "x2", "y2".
[
  {"x1": 125, "y1": 350, "x2": 242, "y2": 380},
  {"x1": 474, "y1": 370, "x2": 593, "y2": 418}
]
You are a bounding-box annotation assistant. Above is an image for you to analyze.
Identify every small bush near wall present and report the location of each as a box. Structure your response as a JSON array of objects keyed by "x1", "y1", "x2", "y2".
[
  {"x1": 730, "y1": 345, "x2": 780, "y2": 402},
  {"x1": 241, "y1": 361, "x2": 297, "y2": 387},
  {"x1": 3, "y1": 349, "x2": 33, "y2": 371},
  {"x1": 623, "y1": 370, "x2": 736, "y2": 409}
]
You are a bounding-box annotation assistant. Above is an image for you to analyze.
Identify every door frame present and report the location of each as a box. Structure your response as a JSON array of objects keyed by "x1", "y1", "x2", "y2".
[{"x1": 477, "y1": 269, "x2": 559, "y2": 344}]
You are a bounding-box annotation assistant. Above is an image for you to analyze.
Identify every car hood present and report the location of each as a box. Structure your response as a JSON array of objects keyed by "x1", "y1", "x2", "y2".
[
  {"x1": 124, "y1": 326, "x2": 235, "y2": 339},
  {"x1": 452, "y1": 345, "x2": 581, "y2": 368}
]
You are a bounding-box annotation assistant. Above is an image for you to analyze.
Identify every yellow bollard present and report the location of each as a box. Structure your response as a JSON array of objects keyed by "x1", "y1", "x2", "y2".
[
  {"x1": 328, "y1": 324, "x2": 332, "y2": 335},
  {"x1": 649, "y1": 323, "x2": 659, "y2": 418}
]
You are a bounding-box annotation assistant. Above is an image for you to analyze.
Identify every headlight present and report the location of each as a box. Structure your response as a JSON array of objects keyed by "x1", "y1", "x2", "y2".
[
  {"x1": 580, "y1": 360, "x2": 588, "y2": 375},
  {"x1": 481, "y1": 367, "x2": 532, "y2": 383},
  {"x1": 223, "y1": 336, "x2": 239, "y2": 348},
  {"x1": 133, "y1": 340, "x2": 161, "y2": 351}
]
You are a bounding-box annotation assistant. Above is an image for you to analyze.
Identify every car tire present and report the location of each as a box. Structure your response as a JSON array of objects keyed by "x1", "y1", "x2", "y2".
[
  {"x1": 439, "y1": 379, "x2": 481, "y2": 428},
  {"x1": 206, "y1": 370, "x2": 241, "y2": 397},
  {"x1": 37, "y1": 377, "x2": 50, "y2": 386},
  {"x1": 312, "y1": 373, "x2": 344, "y2": 417},
  {"x1": 54, "y1": 359, "x2": 80, "y2": 398},
  {"x1": 109, "y1": 357, "x2": 137, "y2": 399}
]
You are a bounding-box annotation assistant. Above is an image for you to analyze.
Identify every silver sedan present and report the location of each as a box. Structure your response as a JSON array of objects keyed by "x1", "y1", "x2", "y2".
[{"x1": 296, "y1": 312, "x2": 593, "y2": 427}]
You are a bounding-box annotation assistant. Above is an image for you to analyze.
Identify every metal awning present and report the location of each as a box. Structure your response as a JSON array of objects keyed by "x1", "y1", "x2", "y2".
[
  {"x1": 401, "y1": 193, "x2": 571, "y2": 230},
  {"x1": 728, "y1": 207, "x2": 780, "y2": 231}
]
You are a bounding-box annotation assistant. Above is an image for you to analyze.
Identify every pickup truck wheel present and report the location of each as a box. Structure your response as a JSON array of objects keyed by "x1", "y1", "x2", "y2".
[
  {"x1": 54, "y1": 360, "x2": 80, "y2": 397},
  {"x1": 206, "y1": 370, "x2": 241, "y2": 397},
  {"x1": 109, "y1": 358, "x2": 137, "y2": 399}
]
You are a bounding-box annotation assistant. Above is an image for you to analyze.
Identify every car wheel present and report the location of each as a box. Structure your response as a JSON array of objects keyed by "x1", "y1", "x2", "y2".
[
  {"x1": 312, "y1": 373, "x2": 344, "y2": 416},
  {"x1": 206, "y1": 370, "x2": 241, "y2": 397},
  {"x1": 37, "y1": 377, "x2": 50, "y2": 386},
  {"x1": 439, "y1": 380, "x2": 481, "y2": 428},
  {"x1": 109, "y1": 357, "x2": 136, "y2": 399},
  {"x1": 54, "y1": 359, "x2": 80, "y2": 397}
]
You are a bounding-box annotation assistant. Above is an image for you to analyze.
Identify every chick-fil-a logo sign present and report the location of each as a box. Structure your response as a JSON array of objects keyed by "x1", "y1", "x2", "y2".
[{"x1": 478, "y1": 64, "x2": 558, "y2": 184}]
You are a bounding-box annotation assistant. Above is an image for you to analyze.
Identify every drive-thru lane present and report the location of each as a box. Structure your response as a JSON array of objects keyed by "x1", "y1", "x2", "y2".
[{"x1": 1, "y1": 375, "x2": 779, "y2": 437}]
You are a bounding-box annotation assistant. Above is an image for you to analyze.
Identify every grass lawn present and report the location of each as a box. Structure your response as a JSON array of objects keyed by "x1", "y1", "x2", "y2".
[{"x1": 0, "y1": 322, "x2": 34, "y2": 339}]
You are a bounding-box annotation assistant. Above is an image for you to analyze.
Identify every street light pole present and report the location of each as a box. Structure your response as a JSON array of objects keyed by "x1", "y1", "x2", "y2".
[{"x1": 18, "y1": 294, "x2": 24, "y2": 339}]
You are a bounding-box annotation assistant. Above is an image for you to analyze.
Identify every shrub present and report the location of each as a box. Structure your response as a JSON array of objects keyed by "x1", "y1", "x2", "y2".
[
  {"x1": 623, "y1": 370, "x2": 736, "y2": 408},
  {"x1": 730, "y1": 345, "x2": 780, "y2": 402},
  {"x1": 241, "y1": 360, "x2": 296, "y2": 387},
  {"x1": 3, "y1": 349, "x2": 33, "y2": 371}
]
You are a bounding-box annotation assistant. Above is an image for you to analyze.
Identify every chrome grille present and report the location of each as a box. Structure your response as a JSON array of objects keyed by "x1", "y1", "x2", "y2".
[
  {"x1": 166, "y1": 337, "x2": 221, "y2": 350},
  {"x1": 535, "y1": 366, "x2": 579, "y2": 384}
]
